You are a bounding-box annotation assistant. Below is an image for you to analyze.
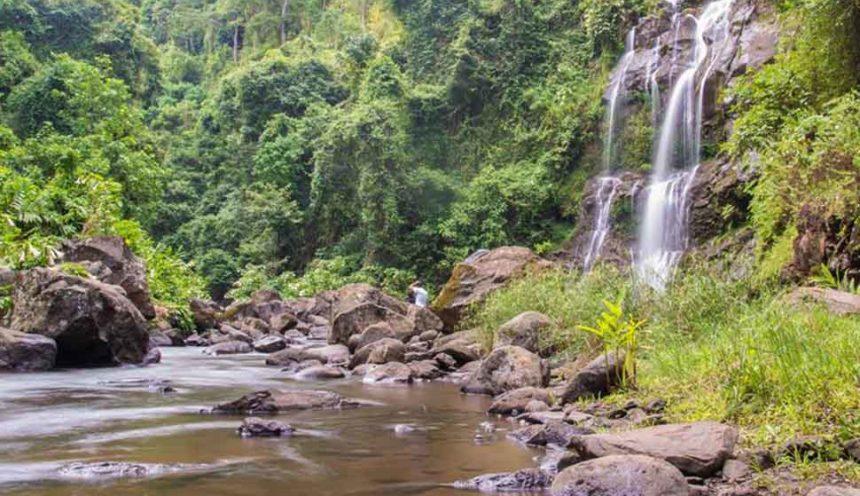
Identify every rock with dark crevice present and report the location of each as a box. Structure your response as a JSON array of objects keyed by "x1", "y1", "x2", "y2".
[
  {"x1": 488, "y1": 387, "x2": 553, "y2": 416},
  {"x1": 10, "y1": 268, "x2": 150, "y2": 367}
]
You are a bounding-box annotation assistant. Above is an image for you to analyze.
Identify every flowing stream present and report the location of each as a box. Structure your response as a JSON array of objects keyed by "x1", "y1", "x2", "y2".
[
  {"x1": 582, "y1": 29, "x2": 636, "y2": 271},
  {"x1": 0, "y1": 349, "x2": 537, "y2": 495},
  {"x1": 636, "y1": 0, "x2": 734, "y2": 289}
]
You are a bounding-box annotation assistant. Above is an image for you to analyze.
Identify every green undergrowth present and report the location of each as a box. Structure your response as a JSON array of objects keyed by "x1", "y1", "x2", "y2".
[{"x1": 470, "y1": 263, "x2": 860, "y2": 451}]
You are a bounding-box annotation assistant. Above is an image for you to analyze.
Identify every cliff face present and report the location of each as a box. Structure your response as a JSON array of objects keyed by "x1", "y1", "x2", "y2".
[{"x1": 562, "y1": 0, "x2": 780, "y2": 268}]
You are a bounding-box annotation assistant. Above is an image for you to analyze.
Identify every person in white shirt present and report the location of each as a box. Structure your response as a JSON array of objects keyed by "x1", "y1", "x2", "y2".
[{"x1": 408, "y1": 280, "x2": 429, "y2": 308}]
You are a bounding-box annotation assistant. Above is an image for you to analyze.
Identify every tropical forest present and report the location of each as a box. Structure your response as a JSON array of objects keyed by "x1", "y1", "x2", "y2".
[{"x1": 0, "y1": 0, "x2": 859, "y2": 494}]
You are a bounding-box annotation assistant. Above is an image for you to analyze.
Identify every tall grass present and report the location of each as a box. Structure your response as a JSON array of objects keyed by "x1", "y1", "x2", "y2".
[
  {"x1": 466, "y1": 265, "x2": 631, "y2": 357},
  {"x1": 470, "y1": 262, "x2": 860, "y2": 446}
]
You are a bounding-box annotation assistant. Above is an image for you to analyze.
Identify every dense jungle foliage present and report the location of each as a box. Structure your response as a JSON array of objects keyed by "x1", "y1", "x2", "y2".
[{"x1": 0, "y1": 0, "x2": 858, "y2": 306}]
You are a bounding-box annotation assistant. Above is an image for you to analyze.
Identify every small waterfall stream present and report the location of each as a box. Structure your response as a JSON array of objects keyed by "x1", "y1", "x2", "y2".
[
  {"x1": 582, "y1": 29, "x2": 636, "y2": 271},
  {"x1": 636, "y1": 0, "x2": 734, "y2": 289}
]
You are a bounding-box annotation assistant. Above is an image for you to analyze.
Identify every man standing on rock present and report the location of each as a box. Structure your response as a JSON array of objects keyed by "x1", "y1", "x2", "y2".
[{"x1": 408, "y1": 280, "x2": 429, "y2": 308}]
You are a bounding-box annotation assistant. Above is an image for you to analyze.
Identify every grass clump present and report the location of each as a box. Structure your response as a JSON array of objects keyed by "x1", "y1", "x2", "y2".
[
  {"x1": 467, "y1": 265, "x2": 630, "y2": 357},
  {"x1": 470, "y1": 262, "x2": 860, "y2": 449}
]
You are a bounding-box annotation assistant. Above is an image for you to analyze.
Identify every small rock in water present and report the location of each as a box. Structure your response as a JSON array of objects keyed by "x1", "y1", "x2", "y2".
[
  {"x1": 238, "y1": 417, "x2": 295, "y2": 438},
  {"x1": 393, "y1": 424, "x2": 415, "y2": 435},
  {"x1": 58, "y1": 462, "x2": 185, "y2": 479},
  {"x1": 478, "y1": 421, "x2": 496, "y2": 434},
  {"x1": 453, "y1": 468, "x2": 553, "y2": 492}
]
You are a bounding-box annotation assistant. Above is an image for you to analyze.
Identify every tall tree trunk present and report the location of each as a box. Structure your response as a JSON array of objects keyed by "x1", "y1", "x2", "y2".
[{"x1": 280, "y1": 0, "x2": 290, "y2": 45}]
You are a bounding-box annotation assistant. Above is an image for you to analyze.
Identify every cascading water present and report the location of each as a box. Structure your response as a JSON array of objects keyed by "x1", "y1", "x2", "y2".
[
  {"x1": 636, "y1": 0, "x2": 734, "y2": 289},
  {"x1": 582, "y1": 28, "x2": 636, "y2": 271}
]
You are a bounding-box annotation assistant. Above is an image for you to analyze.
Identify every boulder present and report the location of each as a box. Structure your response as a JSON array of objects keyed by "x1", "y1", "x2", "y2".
[
  {"x1": 328, "y1": 283, "x2": 410, "y2": 319},
  {"x1": 496, "y1": 311, "x2": 554, "y2": 356},
  {"x1": 408, "y1": 360, "x2": 443, "y2": 380},
  {"x1": 60, "y1": 236, "x2": 156, "y2": 319},
  {"x1": 488, "y1": 387, "x2": 553, "y2": 415},
  {"x1": 570, "y1": 421, "x2": 739, "y2": 477},
  {"x1": 204, "y1": 341, "x2": 252, "y2": 356},
  {"x1": 786, "y1": 287, "x2": 860, "y2": 316},
  {"x1": 189, "y1": 298, "x2": 222, "y2": 331},
  {"x1": 0, "y1": 327, "x2": 57, "y2": 371},
  {"x1": 330, "y1": 302, "x2": 414, "y2": 346},
  {"x1": 184, "y1": 333, "x2": 209, "y2": 347},
  {"x1": 252, "y1": 335, "x2": 287, "y2": 353},
  {"x1": 407, "y1": 305, "x2": 444, "y2": 335},
  {"x1": 211, "y1": 389, "x2": 358, "y2": 414},
  {"x1": 510, "y1": 421, "x2": 594, "y2": 448},
  {"x1": 454, "y1": 468, "x2": 553, "y2": 493},
  {"x1": 10, "y1": 268, "x2": 150, "y2": 366},
  {"x1": 432, "y1": 247, "x2": 552, "y2": 330},
  {"x1": 363, "y1": 362, "x2": 413, "y2": 384},
  {"x1": 148, "y1": 330, "x2": 173, "y2": 348},
  {"x1": 550, "y1": 455, "x2": 690, "y2": 496},
  {"x1": 237, "y1": 417, "x2": 295, "y2": 438},
  {"x1": 561, "y1": 352, "x2": 625, "y2": 404},
  {"x1": 350, "y1": 322, "x2": 398, "y2": 350},
  {"x1": 461, "y1": 345, "x2": 548, "y2": 396},
  {"x1": 808, "y1": 487, "x2": 860, "y2": 496},
  {"x1": 350, "y1": 338, "x2": 406, "y2": 368},
  {"x1": 266, "y1": 344, "x2": 350, "y2": 366}
]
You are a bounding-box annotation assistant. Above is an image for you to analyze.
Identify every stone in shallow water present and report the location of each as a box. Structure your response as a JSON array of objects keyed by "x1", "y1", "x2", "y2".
[
  {"x1": 237, "y1": 417, "x2": 295, "y2": 438},
  {"x1": 453, "y1": 468, "x2": 553, "y2": 492},
  {"x1": 210, "y1": 389, "x2": 360, "y2": 414},
  {"x1": 58, "y1": 462, "x2": 190, "y2": 480}
]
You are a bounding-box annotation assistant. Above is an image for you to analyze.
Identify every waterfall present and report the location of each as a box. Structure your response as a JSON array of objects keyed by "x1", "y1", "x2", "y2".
[
  {"x1": 636, "y1": 0, "x2": 734, "y2": 289},
  {"x1": 582, "y1": 28, "x2": 636, "y2": 271}
]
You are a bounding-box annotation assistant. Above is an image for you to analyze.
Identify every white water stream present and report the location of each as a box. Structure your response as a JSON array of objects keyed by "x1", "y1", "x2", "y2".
[{"x1": 636, "y1": 0, "x2": 734, "y2": 289}]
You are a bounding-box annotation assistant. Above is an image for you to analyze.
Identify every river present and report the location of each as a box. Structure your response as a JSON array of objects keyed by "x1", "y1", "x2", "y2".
[{"x1": 0, "y1": 348, "x2": 539, "y2": 495}]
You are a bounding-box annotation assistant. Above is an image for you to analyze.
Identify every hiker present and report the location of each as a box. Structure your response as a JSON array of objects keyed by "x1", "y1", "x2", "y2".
[{"x1": 408, "y1": 280, "x2": 429, "y2": 308}]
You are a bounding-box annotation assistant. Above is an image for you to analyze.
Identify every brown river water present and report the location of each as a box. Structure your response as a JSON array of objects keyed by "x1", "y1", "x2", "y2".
[{"x1": 0, "y1": 348, "x2": 542, "y2": 495}]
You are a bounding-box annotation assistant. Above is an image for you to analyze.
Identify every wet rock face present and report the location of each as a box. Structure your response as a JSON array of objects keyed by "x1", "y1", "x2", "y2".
[
  {"x1": 461, "y1": 345, "x2": 549, "y2": 396},
  {"x1": 687, "y1": 159, "x2": 754, "y2": 244},
  {"x1": 558, "y1": 171, "x2": 645, "y2": 268},
  {"x1": 60, "y1": 237, "x2": 157, "y2": 319},
  {"x1": 432, "y1": 247, "x2": 552, "y2": 330},
  {"x1": 0, "y1": 326, "x2": 57, "y2": 371},
  {"x1": 570, "y1": 421, "x2": 739, "y2": 478},
  {"x1": 550, "y1": 454, "x2": 691, "y2": 496},
  {"x1": 10, "y1": 268, "x2": 150, "y2": 367}
]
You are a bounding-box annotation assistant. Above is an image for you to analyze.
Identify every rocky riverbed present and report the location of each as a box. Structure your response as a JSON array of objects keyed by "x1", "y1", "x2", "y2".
[{"x1": 0, "y1": 347, "x2": 540, "y2": 496}]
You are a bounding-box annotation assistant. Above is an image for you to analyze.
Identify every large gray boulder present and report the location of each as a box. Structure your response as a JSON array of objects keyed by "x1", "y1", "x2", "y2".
[
  {"x1": 61, "y1": 236, "x2": 156, "y2": 319},
  {"x1": 10, "y1": 268, "x2": 150, "y2": 366},
  {"x1": 561, "y1": 352, "x2": 625, "y2": 404},
  {"x1": 266, "y1": 344, "x2": 349, "y2": 366},
  {"x1": 570, "y1": 421, "x2": 739, "y2": 477},
  {"x1": 189, "y1": 298, "x2": 223, "y2": 331},
  {"x1": 461, "y1": 345, "x2": 549, "y2": 396},
  {"x1": 550, "y1": 455, "x2": 690, "y2": 496},
  {"x1": 330, "y1": 302, "x2": 414, "y2": 346},
  {"x1": 496, "y1": 311, "x2": 554, "y2": 356},
  {"x1": 0, "y1": 327, "x2": 57, "y2": 371}
]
